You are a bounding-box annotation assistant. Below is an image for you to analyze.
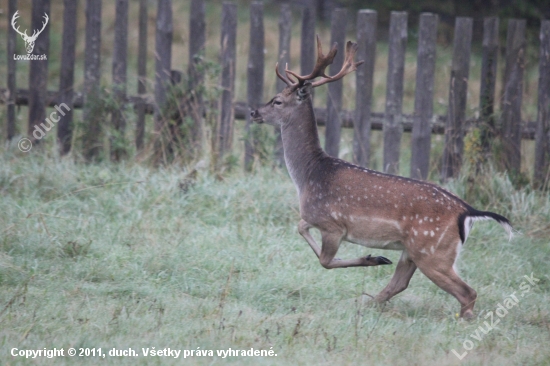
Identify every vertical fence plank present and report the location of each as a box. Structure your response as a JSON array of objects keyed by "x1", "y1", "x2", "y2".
[
  {"x1": 153, "y1": 0, "x2": 173, "y2": 159},
  {"x1": 410, "y1": 13, "x2": 438, "y2": 180},
  {"x1": 58, "y1": 0, "x2": 78, "y2": 155},
  {"x1": 188, "y1": 0, "x2": 206, "y2": 154},
  {"x1": 501, "y1": 19, "x2": 526, "y2": 175},
  {"x1": 244, "y1": 2, "x2": 264, "y2": 171},
  {"x1": 217, "y1": 2, "x2": 237, "y2": 165},
  {"x1": 135, "y1": 0, "x2": 147, "y2": 151},
  {"x1": 111, "y1": 0, "x2": 128, "y2": 161},
  {"x1": 324, "y1": 8, "x2": 347, "y2": 158},
  {"x1": 479, "y1": 17, "x2": 499, "y2": 156},
  {"x1": 301, "y1": 0, "x2": 316, "y2": 76},
  {"x1": 534, "y1": 20, "x2": 550, "y2": 188},
  {"x1": 353, "y1": 10, "x2": 377, "y2": 167},
  {"x1": 27, "y1": 0, "x2": 51, "y2": 140},
  {"x1": 274, "y1": 3, "x2": 292, "y2": 166},
  {"x1": 83, "y1": 0, "x2": 102, "y2": 160},
  {"x1": 441, "y1": 17, "x2": 472, "y2": 180},
  {"x1": 276, "y1": 4, "x2": 292, "y2": 94},
  {"x1": 383, "y1": 11, "x2": 407, "y2": 174},
  {"x1": 6, "y1": 0, "x2": 17, "y2": 141}
]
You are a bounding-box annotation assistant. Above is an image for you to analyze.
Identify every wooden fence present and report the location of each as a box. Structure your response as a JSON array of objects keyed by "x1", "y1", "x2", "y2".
[{"x1": 2, "y1": 0, "x2": 550, "y2": 186}]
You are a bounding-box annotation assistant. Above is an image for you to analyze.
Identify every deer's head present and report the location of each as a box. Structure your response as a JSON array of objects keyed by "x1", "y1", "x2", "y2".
[
  {"x1": 11, "y1": 11, "x2": 49, "y2": 54},
  {"x1": 251, "y1": 36, "x2": 363, "y2": 127}
]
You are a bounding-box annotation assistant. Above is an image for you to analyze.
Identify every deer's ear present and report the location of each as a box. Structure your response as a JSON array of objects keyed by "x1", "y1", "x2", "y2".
[{"x1": 296, "y1": 82, "x2": 312, "y2": 101}]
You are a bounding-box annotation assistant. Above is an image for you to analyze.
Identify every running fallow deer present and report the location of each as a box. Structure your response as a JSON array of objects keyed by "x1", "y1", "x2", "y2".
[{"x1": 250, "y1": 36, "x2": 512, "y2": 319}]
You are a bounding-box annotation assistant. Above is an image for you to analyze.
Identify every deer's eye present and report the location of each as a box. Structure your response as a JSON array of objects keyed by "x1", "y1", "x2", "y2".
[{"x1": 273, "y1": 100, "x2": 282, "y2": 106}]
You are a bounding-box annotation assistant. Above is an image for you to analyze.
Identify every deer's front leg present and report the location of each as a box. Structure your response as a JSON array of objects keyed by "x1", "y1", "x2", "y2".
[{"x1": 298, "y1": 220, "x2": 392, "y2": 269}]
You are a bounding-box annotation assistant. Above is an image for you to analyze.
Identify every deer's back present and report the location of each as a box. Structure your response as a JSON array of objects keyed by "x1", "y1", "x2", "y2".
[{"x1": 299, "y1": 157, "x2": 470, "y2": 244}]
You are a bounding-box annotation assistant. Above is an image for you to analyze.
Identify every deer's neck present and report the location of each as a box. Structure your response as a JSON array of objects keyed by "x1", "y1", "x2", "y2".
[{"x1": 281, "y1": 101, "x2": 325, "y2": 194}]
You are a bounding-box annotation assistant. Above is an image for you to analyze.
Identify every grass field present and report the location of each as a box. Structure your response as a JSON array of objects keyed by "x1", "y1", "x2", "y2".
[{"x1": 1, "y1": 151, "x2": 549, "y2": 365}]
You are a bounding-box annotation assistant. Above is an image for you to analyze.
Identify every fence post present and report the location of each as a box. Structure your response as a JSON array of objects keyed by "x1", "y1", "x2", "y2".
[
  {"x1": 83, "y1": 0, "x2": 102, "y2": 161},
  {"x1": 383, "y1": 11, "x2": 407, "y2": 174},
  {"x1": 188, "y1": 0, "x2": 206, "y2": 155},
  {"x1": 6, "y1": 0, "x2": 17, "y2": 141},
  {"x1": 441, "y1": 17, "x2": 472, "y2": 180},
  {"x1": 534, "y1": 20, "x2": 550, "y2": 188},
  {"x1": 353, "y1": 9, "x2": 377, "y2": 167},
  {"x1": 58, "y1": 0, "x2": 78, "y2": 155},
  {"x1": 274, "y1": 3, "x2": 292, "y2": 167},
  {"x1": 111, "y1": 0, "x2": 128, "y2": 161},
  {"x1": 244, "y1": 2, "x2": 264, "y2": 171},
  {"x1": 135, "y1": 0, "x2": 147, "y2": 151},
  {"x1": 216, "y1": 2, "x2": 237, "y2": 166},
  {"x1": 301, "y1": 0, "x2": 316, "y2": 76},
  {"x1": 479, "y1": 17, "x2": 499, "y2": 158},
  {"x1": 27, "y1": 0, "x2": 51, "y2": 142},
  {"x1": 153, "y1": 0, "x2": 173, "y2": 161},
  {"x1": 410, "y1": 13, "x2": 438, "y2": 180},
  {"x1": 324, "y1": 8, "x2": 347, "y2": 158},
  {"x1": 501, "y1": 19, "x2": 526, "y2": 176}
]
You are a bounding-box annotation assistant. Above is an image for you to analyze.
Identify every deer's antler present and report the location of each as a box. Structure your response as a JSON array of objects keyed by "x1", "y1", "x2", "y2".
[
  {"x1": 11, "y1": 11, "x2": 29, "y2": 39},
  {"x1": 275, "y1": 35, "x2": 364, "y2": 90},
  {"x1": 29, "y1": 13, "x2": 49, "y2": 41}
]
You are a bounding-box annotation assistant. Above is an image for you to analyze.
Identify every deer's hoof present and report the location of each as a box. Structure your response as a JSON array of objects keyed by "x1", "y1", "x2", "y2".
[
  {"x1": 365, "y1": 255, "x2": 392, "y2": 265},
  {"x1": 376, "y1": 256, "x2": 392, "y2": 265}
]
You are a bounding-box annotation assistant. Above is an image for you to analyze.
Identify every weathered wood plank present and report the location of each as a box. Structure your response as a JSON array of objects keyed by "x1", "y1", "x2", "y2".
[
  {"x1": 353, "y1": 9, "x2": 377, "y2": 167},
  {"x1": 135, "y1": 0, "x2": 147, "y2": 151},
  {"x1": 410, "y1": 13, "x2": 438, "y2": 180},
  {"x1": 83, "y1": 0, "x2": 102, "y2": 160},
  {"x1": 6, "y1": 0, "x2": 17, "y2": 140},
  {"x1": 534, "y1": 20, "x2": 550, "y2": 188},
  {"x1": 58, "y1": 0, "x2": 78, "y2": 155},
  {"x1": 153, "y1": 0, "x2": 173, "y2": 137},
  {"x1": 324, "y1": 8, "x2": 347, "y2": 158},
  {"x1": 441, "y1": 17, "x2": 472, "y2": 180},
  {"x1": 300, "y1": 0, "x2": 316, "y2": 76},
  {"x1": 188, "y1": 0, "x2": 206, "y2": 154},
  {"x1": 27, "y1": 0, "x2": 51, "y2": 140},
  {"x1": 111, "y1": 0, "x2": 128, "y2": 161},
  {"x1": 479, "y1": 17, "x2": 499, "y2": 156},
  {"x1": 383, "y1": 11, "x2": 407, "y2": 174},
  {"x1": 216, "y1": 2, "x2": 237, "y2": 164},
  {"x1": 244, "y1": 2, "x2": 264, "y2": 171},
  {"x1": 274, "y1": 3, "x2": 292, "y2": 166},
  {"x1": 500, "y1": 19, "x2": 526, "y2": 175}
]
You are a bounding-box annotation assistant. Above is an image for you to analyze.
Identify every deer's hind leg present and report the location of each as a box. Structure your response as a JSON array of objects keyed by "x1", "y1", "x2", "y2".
[
  {"x1": 298, "y1": 219, "x2": 392, "y2": 269},
  {"x1": 411, "y1": 240, "x2": 477, "y2": 319},
  {"x1": 375, "y1": 251, "x2": 417, "y2": 302}
]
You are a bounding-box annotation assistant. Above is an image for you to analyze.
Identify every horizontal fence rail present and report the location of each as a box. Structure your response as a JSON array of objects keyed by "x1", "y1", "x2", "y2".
[{"x1": 1, "y1": 89, "x2": 539, "y2": 139}]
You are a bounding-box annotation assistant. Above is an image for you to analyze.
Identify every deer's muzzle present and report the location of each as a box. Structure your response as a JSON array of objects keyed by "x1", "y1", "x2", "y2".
[{"x1": 250, "y1": 109, "x2": 263, "y2": 123}]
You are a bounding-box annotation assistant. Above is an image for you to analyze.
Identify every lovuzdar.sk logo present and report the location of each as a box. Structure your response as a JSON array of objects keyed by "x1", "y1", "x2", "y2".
[{"x1": 11, "y1": 10, "x2": 49, "y2": 61}]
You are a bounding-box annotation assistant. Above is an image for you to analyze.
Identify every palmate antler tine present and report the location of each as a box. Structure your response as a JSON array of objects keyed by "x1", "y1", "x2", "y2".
[
  {"x1": 285, "y1": 35, "x2": 338, "y2": 85},
  {"x1": 310, "y1": 41, "x2": 364, "y2": 88}
]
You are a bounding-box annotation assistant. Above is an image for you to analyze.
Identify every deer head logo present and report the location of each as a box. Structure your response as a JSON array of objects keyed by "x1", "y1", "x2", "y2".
[{"x1": 11, "y1": 10, "x2": 49, "y2": 54}]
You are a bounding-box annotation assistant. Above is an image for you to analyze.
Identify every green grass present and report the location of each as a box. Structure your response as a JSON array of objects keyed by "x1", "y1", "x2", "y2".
[{"x1": 1, "y1": 151, "x2": 549, "y2": 365}]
